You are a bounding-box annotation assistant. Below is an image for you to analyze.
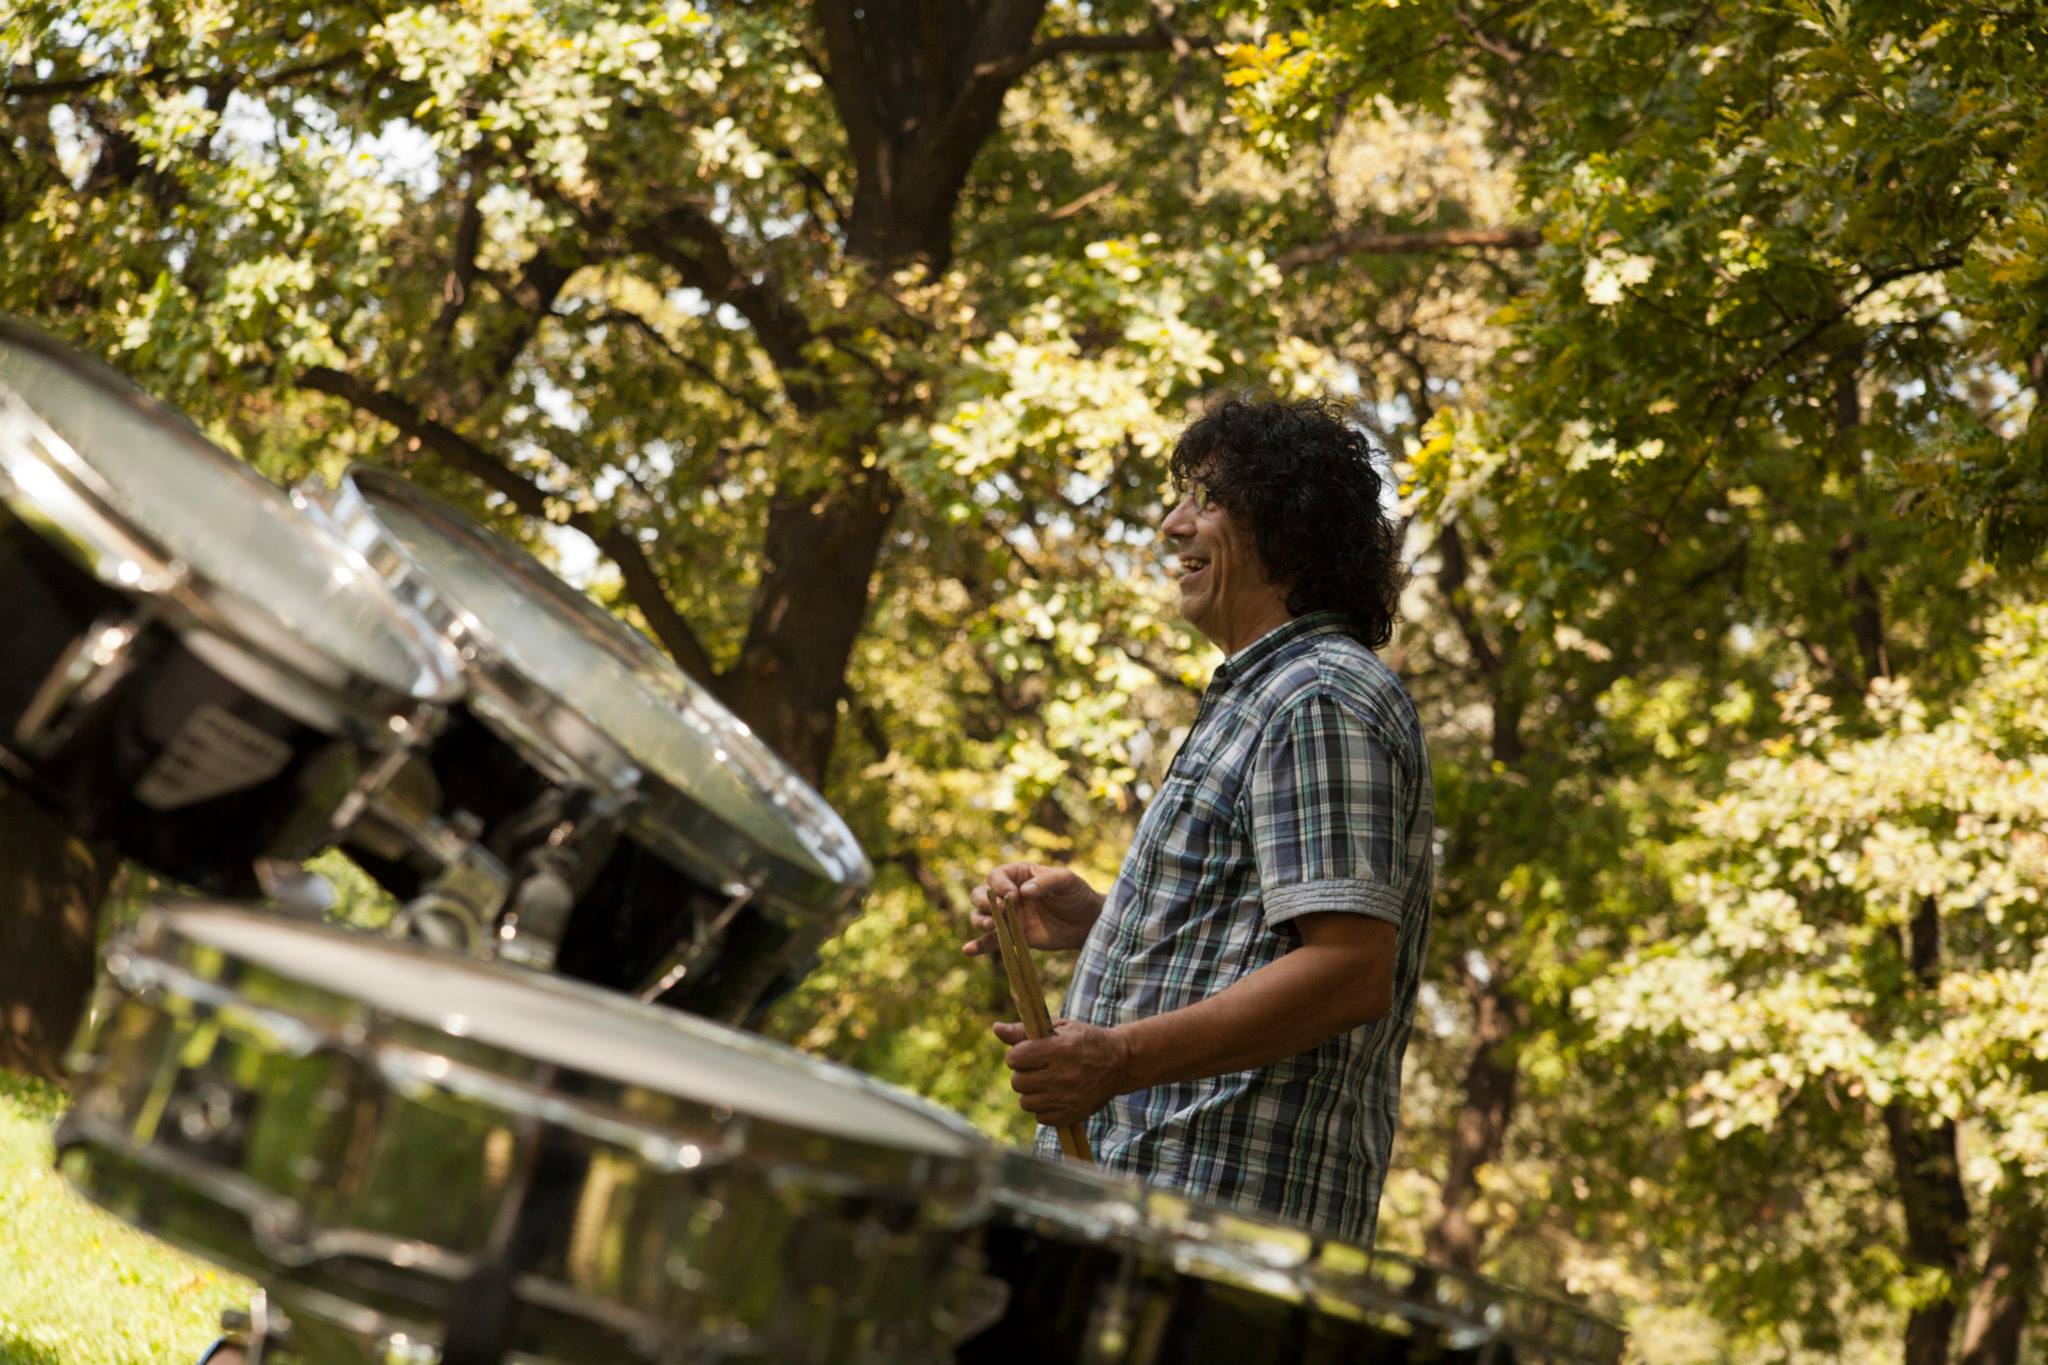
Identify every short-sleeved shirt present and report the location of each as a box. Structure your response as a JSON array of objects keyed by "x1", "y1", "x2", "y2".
[{"x1": 1039, "y1": 611, "x2": 1434, "y2": 1243}]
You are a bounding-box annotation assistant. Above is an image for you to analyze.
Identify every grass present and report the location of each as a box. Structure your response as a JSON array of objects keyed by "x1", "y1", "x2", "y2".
[{"x1": 0, "y1": 1071, "x2": 250, "y2": 1365}]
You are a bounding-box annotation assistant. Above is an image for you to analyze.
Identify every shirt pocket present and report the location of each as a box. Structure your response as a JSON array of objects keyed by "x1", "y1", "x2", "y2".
[{"x1": 1142, "y1": 769, "x2": 1247, "y2": 889}]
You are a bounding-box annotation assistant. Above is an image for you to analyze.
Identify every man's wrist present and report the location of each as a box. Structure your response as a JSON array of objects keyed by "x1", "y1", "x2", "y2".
[{"x1": 1106, "y1": 1022, "x2": 1143, "y2": 1094}]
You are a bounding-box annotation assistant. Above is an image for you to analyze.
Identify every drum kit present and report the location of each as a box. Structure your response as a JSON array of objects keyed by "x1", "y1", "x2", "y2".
[{"x1": 0, "y1": 315, "x2": 1626, "y2": 1365}]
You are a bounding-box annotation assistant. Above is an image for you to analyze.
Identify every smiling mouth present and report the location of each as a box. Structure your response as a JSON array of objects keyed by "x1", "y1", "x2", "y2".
[{"x1": 1176, "y1": 555, "x2": 1210, "y2": 584}]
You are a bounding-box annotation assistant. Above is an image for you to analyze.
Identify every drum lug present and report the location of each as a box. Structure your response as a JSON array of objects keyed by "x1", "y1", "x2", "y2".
[
  {"x1": 943, "y1": 1272, "x2": 1013, "y2": 1347},
  {"x1": 490, "y1": 785, "x2": 632, "y2": 972},
  {"x1": 491, "y1": 863, "x2": 573, "y2": 969},
  {"x1": 164, "y1": 1067, "x2": 255, "y2": 1169},
  {"x1": 254, "y1": 860, "x2": 339, "y2": 915},
  {"x1": 215, "y1": 1288, "x2": 287, "y2": 1365},
  {"x1": 329, "y1": 711, "x2": 437, "y2": 835},
  {"x1": 389, "y1": 838, "x2": 508, "y2": 955}
]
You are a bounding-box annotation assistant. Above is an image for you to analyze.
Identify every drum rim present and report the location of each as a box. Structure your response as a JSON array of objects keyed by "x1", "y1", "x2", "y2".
[
  {"x1": 987, "y1": 1149, "x2": 1627, "y2": 1365},
  {"x1": 122, "y1": 901, "x2": 995, "y2": 1197},
  {"x1": 316, "y1": 463, "x2": 872, "y2": 916},
  {"x1": 0, "y1": 317, "x2": 464, "y2": 722}
]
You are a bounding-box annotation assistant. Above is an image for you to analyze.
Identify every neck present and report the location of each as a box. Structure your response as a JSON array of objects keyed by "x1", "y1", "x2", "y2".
[{"x1": 1214, "y1": 599, "x2": 1296, "y2": 655}]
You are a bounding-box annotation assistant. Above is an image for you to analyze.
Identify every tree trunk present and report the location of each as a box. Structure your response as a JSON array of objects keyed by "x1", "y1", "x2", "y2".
[
  {"x1": 1886, "y1": 894, "x2": 1972, "y2": 1365},
  {"x1": 818, "y1": 0, "x2": 1053, "y2": 271},
  {"x1": 1956, "y1": 1205, "x2": 2043, "y2": 1365},
  {"x1": 1424, "y1": 508, "x2": 1528, "y2": 1274},
  {"x1": 719, "y1": 473, "x2": 899, "y2": 784},
  {"x1": 1426, "y1": 963, "x2": 1522, "y2": 1272},
  {"x1": 0, "y1": 779, "x2": 115, "y2": 1082},
  {"x1": 1886, "y1": 1102, "x2": 1970, "y2": 1365}
]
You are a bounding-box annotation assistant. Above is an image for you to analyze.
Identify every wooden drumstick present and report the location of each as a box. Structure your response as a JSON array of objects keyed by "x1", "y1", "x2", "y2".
[{"x1": 991, "y1": 895, "x2": 1094, "y2": 1163}]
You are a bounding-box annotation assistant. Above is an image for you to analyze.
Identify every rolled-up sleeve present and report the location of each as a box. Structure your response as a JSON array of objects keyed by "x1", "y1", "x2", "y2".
[{"x1": 1247, "y1": 693, "x2": 1408, "y2": 928}]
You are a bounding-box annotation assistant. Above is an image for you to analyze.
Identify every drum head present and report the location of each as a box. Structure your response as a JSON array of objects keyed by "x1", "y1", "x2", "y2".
[
  {"x1": 169, "y1": 905, "x2": 970, "y2": 1158},
  {"x1": 340, "y1": 467, "x2": 869, "y2": 900},
  {"x1": 0, "y1": 320, "x2": 455, "y2": 708}
]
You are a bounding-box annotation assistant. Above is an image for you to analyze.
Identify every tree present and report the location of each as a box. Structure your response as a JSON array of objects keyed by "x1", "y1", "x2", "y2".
[
  {"x1": 0, "y1": 3, "x2": 1516, "y2": 1113},
  {"x1": 1577, "y1": 611, "x2": 2048, "y2": 1364},
  {"x1": 1222, "y1": 0, "x2": 2048, "y2": 1358}
]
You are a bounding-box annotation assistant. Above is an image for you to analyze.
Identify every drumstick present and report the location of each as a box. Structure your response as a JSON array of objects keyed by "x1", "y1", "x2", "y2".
[{"x1": 991, "y1": 896, "x2": 1094, "y2": 1164}]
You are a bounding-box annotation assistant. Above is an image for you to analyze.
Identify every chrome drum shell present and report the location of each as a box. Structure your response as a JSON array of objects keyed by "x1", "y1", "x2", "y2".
[
  {"x1": 0, "y1": 318, "x2": 461, "y2": 895},
  {"x1": 59, "y1": 904, "x2": 997, "y2": 1365},
  {"x1": 306, "y1": 466, "x2": 872, "y2": 1020},
  {"x1": 958, "y1": 1151, "x2": 1627, "y2": 1365}
]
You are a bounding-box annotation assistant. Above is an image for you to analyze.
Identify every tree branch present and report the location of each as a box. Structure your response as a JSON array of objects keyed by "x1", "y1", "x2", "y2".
[
  {"x1": 1278, "y1": 226, "x2": 1542, "y2": 272},
  {"x1": 621, "y1": 203, "x2": 816, "y2": 387},
  {"x1": 1040, "y1": 176, "x2": 1123, "y2": 225},
  {"x1": 1435, "y1": 520, "x2": 1505, "y2": 678},
  {"x1": 958, "y1": 178, "x2": 1124, "y2": 258},
  {"x1": 298, "y1": 366, "x2": 721, "y2": 685},
  {"x1": 1451, "y1": 2, "x2": 1532, "y2": 65},
  {"x1": 3, "y1": 67, "x2": 158, "y2": 100},
  {"x1": 1630, "y1": 256, "x2": 1965, "y2": 558},
  {"x1": 429, "y1": 179, "x2": 485, "y2": 346},
  {"x1": 582, "y1": 306, "x2": 779, "y2": 425},
  {"x1": 971, "y1": 25, "x2": 1207, "y2": 86},
  {"x1": 1119, "y1": 643, "x2": 1203, "y2": 699},
  {"x1": 761, "y1": 136, "x2": 850, "y2": 232},
  {"x1": 4, "y1": 50, "x2": 362, "y2": 102}
]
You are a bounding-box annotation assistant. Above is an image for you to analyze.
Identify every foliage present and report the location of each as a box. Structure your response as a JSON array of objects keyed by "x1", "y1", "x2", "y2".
[
  {"x1": 1230, "y1": 0, "x2": 2048, "y2": 585},
  {"x1": 1571, "y1": 607, "x2": 2048, "y2": 1353},
  {"x1": 1219, "y1": 2, "x2": 2048, "y2": 1359}
]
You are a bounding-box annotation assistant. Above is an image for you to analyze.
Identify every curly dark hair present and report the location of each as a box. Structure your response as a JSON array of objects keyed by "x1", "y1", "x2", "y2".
[{"x1": 1168, "y1": 395, "x2": 1406, "y2": 649}]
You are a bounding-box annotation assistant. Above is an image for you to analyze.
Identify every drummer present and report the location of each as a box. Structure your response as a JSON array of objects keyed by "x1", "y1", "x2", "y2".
[{"x1": 966, "y1": 396, "x2": 1433, "y2": 1245}]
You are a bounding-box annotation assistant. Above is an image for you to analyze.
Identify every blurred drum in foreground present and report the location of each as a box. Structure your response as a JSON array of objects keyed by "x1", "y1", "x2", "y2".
[
  {"x1": 959, "y1": 1151, "x2": 1627, "y2": 1365},
  {"x1": 0, "y1": 319, "x2": 461, "y2": 896},
  {"x1": 307, "y1": 466, "x2": 871, "y2": 1023},
  {"x1": 60, "y1": 901, "x2": 998, "y2": 1365}
]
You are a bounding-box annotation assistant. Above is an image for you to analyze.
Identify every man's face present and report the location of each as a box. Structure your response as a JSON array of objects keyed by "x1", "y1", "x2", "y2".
[{"x1": 1160, "y1": 472, "x2": 1290, "y2": 651}]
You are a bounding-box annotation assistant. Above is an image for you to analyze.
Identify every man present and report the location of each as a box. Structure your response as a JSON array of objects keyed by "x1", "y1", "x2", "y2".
[{"x1": 964, "y1": 396, "x2": 1433, "y2": 1244}]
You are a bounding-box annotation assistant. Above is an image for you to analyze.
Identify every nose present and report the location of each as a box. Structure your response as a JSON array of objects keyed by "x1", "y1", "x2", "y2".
[{"x1": 1161, "y1": 492, "x2": 1197, "y2": 541}]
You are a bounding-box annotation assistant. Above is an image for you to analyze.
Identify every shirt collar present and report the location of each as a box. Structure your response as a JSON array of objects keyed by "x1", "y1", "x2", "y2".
[{"x1": 1211, "y1": 610, "x2": 1354, "y2": 687}]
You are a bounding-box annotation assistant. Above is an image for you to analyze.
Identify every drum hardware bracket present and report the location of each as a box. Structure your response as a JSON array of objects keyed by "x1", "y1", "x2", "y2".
[
  {"x1": 377, "y1": 806, "x2": 514, "y2": 955},
  {"x1": 12, "y1": 598, "x2": 168, "y2": 758},
  {"x1": 390, "y1": 849, "x2": 506, "y2": 955},
  {"x1": 492, "y1": 862, "x2": 575, "y2": 970},
  {"x1": 490, "y1": 786, "x2": 630, "y2": 972},
  {"x1": 330, "y1": 705, "x2": 441, "y2": 836},
  {"x1": 945, "y1": 1272, "x2": 1014, "y2": 1346},
  {"x1": 637, "y1": 879, "x2": 757, "y2": 1003}
]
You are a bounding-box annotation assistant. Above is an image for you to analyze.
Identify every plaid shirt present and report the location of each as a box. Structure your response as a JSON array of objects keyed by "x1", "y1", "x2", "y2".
[{"x1": 1040, "y1": 611, "x2": 1434, "y2": 1244}]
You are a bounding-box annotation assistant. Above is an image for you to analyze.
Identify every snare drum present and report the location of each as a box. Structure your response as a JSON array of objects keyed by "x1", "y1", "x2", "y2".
[
  {"x1": 308, "y1": 466, "x2": 869, "y2": 1022},
  {"x1": 60, "y1": 902, "x2": 998, "y2": 1365},
  {"x1": 0, "y1": 319, "x2": 461, "y2": 896},
  {"x1": 959, "y1": 1152, "x2": 1626, "y2": 1365}
]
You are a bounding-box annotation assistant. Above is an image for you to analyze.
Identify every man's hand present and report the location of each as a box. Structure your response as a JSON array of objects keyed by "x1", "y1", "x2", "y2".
[
  {"x1": 965, "y1": 863, "x2": 1103, "y2": 957},
  {"x1": 995, "y1": 1018, "x2": 1133, "y2": 1128}
]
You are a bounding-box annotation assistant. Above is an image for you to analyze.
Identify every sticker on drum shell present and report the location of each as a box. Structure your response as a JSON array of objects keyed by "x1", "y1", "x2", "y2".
[{"x1": 133, "y1": 702, "x2": 295, "y2": 810}]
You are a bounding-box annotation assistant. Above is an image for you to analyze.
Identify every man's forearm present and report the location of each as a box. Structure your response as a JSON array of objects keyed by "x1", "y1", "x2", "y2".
[{"x1": 1114, "y1": 929, "x2": 1391, "y2": 1091}]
